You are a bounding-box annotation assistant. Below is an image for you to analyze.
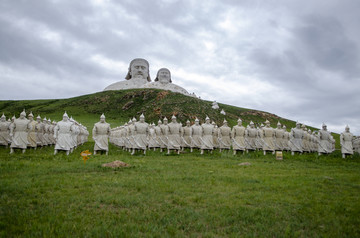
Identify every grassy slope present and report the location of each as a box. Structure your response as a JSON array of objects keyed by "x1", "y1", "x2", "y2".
[
  {"x1": 0, "y1": 144, "x2": 359, "y2": 237},
  {"x1": 0, "y1": 88, "x2": 340, "y2": 147}
]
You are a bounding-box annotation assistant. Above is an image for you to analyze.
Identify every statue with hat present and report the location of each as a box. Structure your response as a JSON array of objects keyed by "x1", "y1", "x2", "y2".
[
  {"x1": 35, "y1": 115, "x2": 46, "y2": 147},
  {"x1": 0, "y1": 113, "x2": 11, "y2": 147},
  {"x1": 231, "y1": 118, "x2": 246, "y2": 155},
  {"x1": 200, "y1": 116, "x2": 214, "y2": 154},
  {"x1": 181, "y1": 120, "x2": 192, "y2": 151},
  {"x1": 133, "y1": 113, "x2": 149, "y2": 155},
  {"x1": 218, "y1": 119, "x2": 231, "y2": 152},
  {"x1": 274, "y1": 121, "x2": 284, "y2": 151},
  {"x1": 54, "y1": 112, "x2": 73, "y2": 155},
  {"x1": 340, "y1": 125, "x2": 354, "y2": 159},
  {"x1": 317, "y1": 123, "x2": 333, "y2": 156},
  {"x1": 245, "y1": 121, "x2": 257, "y2": 151},
  {"x1": 166, "y1": 115, "x2": 182, "y2": 154},
  {"x1": 27, "y1": 112, "x2": 37, "y2": 149},
  {"x1": 289, "y1": 121, "x2": 304, "y2": 155},
  {"x1": 93, "y1": 113, "x2": 111, "y2": 155},
  {"x1": 10, "y1": 110, "x2": 31, "y2": 154},
  {"x1": 190, "y1": 117, "x2": 202, "y2": 152},
  {"x1": 262, "y1": 120, "x2": 275, "y2": 155},
  {"x1": 160, "y1": 117, "x2": 169, "y2": 152}
]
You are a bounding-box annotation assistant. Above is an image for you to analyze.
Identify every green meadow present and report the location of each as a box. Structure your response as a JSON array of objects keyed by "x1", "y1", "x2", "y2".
[{"x1": 1, "y1": 143, "x2": 359, "y2": 237}]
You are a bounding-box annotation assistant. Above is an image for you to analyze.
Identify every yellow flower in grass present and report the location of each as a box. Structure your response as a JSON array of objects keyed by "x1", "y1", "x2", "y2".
[{"x1": 81, "y1": 150, "x2": 92, "y2": 164}]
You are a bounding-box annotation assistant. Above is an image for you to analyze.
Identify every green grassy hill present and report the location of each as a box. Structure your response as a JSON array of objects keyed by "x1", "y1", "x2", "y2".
[{"x1": 0, "y1": 88, "x2": 340, "y2": 147}]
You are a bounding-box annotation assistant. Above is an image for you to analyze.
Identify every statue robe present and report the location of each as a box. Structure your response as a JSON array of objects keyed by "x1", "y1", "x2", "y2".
[
  {"x1": 201, "y1": 123, "x2": 214, "y2": 150},
  {"x1": 274, "y1": 128, "x2": 284, "y2": 151},
  {"x1": 167, "y1": 122, "x2": 181, "y2": 150},
  {"x1": 218, "y1": 125, "x2": 231, "y2": 149},
  {"x1": 54, "y1": 120, "x2": 73, "y2": 151},
  {"x1": 340, "y1": 131, "x2": 353, "y2": 155},
  {"x1": 0, "y1": 121, "x2": 11, "y2": 146},
  {"x1": 262, "y1": 126, "x2": 275, "y2": 152},
  {"x1": 27, "y1": 120, "x2": 37, "y2": 147},
  {"x1": 160, "y1": 124, "x2": 169, "y2": 148},
  {"x1": 93, "y1": 122, "x2": 111, "y2": 151},
  {"x1": 10, "y1": 118, "x2": 31, "y2": 149},
  {"x1": 36, "y1": 122, "x2": 45, "y2": 146},
  {"x1": 191, "y1": 125, "x2": 202, "y2": 149},
  {"x1": 318, "y1": 130, "x2": 332, "y2": 154},
  {"x1": 181, "y1": 126, "x2": 192, "y2": 148},
  {"x1": 127, "y1": 124, "x2": 136, "y2": 149},
  {"x1": 290, "y1": 128, "x2": 303, "y2": 152},
  {"x1": 134, "y1": 122, "x2": 148, "y2": 150},
  {"x1": 283, "y1": 130, "x2": 290, "y2": 151},
  {"x1": 213, "y1": 127, "x2": 219, "y2": 148},
  {"x1": 148, "y1": 127, "x2": 158, "y2": 148},
  {"x1": 246, "y1": 127, "x2": 257, "y2": 150},
  {"x1": 154, "y1": 125, "x2": 162, "y2": 148},
  {"x1": 231, "y1": 125, "x2": 246, "y2": 150}
]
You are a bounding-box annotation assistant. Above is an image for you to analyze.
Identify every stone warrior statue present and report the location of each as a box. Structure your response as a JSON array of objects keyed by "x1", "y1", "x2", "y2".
[
  {"x1": 166, "y1": 115, "x2": 182, "y2": 155},
  {"x1": 54, "y1": 112, "x2": 73, "y2": 155},
  {"x1": 340, "y1": 125, "x2": 354, "y2": 159},
  {"x1": 317, "y1": 123, "x2": 333, "y2": 156},
  {"x1": 133, "y1": 113, "x2": 149, "y2": 155},
  {"x1": 27, "y1": 112, "x2": 37, "y2": 149},
  {"x1": 0, "y1": 113, "x2": 11, "y2": 147},
  {"x1": 218, "y1": 119, "x2": 231, "y2": 152},
  {"x1": 262, "y1": 120, "x2": 275, "y2": 155},
  {"x1": 10, "y1": 110, "x2": 31, "y2": 154},
  {"x1": 232, "y1": 118, "x2": 247, "y2": 155},
  {"x1": 181, "y1": 120, "x2": 192, "y2": 151},
  {"x1": 190, "y1": 118, "x2": 202, "y2": 152},
  {"x1": 289, "y1": 122, "x2": 303, "y2": 155},
  {"x1": 93, "y1": 113, "x2": 111, "y2": 155},
  {"x1": 246, "y1": 121, "x2": 257, "y2": 151},
  {"x1": 201, "y1": 116, "x2": 214, "y2": 154}
]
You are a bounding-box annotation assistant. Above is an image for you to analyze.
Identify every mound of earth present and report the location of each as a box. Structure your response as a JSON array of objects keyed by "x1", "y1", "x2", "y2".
[{"x1": 102, "y1": 160, "x2": 130, "y2": 168}]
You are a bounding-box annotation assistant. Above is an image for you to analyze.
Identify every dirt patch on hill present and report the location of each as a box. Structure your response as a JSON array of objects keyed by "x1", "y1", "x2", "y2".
[{"x1": 102, "y1": 160, "x2": 130, "y2": 168}]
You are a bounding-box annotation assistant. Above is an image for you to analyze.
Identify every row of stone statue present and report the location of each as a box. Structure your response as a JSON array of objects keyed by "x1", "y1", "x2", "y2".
[
  {"x1": 99, "y1": 114, "x2": 358, "y2": 158},
  {"x1": 0, "y1": 111, "x2": 89, "y2": 155}
]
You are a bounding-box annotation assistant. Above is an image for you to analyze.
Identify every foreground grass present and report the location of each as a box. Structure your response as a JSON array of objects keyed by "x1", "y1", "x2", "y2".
[{"x1": 0, "y1": 144, "x2": 359, "y2": 237}]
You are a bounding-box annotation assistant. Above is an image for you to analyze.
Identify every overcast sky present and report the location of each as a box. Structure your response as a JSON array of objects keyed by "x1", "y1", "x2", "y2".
[{"x1": 0, "y1": 0, "x2": 359, "y2": 134}]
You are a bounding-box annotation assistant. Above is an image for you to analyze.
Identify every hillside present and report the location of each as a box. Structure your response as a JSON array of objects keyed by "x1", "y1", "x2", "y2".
[{"x1": 0, "y1": 89, "x2": 299, "y2": 129}]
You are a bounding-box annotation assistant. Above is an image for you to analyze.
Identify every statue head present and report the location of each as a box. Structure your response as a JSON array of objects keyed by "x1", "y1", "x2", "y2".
[
  {"x1": 282, "y1": 125, "x2": 287, "y2": 131},
  {"x1": 63, "y1": 112, "x2": 69, "y2": 122},
  {"x1": 171, "y1": 114, "x2": 177, "y2": 123},
  {"x1": 154, "y1": 68, "x2": 172, "y2": 84},
  {"x1": 265, "y1": 120, "x2": 270, "y2": 127},
  {"x1": 28, "y1": 112, "x2": 34, "y2": 121},
  {"x1": 158, "y1": 119, "x2": 162, "y2": 126},
  {"x1": 296, "y1": 121, "x2": 301, "y2": 129},
  {"x1": 139, "y1": 113, "x2": 145, "y2": 123},
  {"x1": 163, "y1": 117, "x2": 168, "y2": 125},
  {"x1": 345, "y1": 125, "x2": 350, "y2": 132},
  {"x1": 322, "y1": 123, "x2": 327, "y2": 131},
  {"x1": 125, "y1": 58, "x2": 151, "y2": 82},
  {"x1": 237, "y1": 118, "x2": 242, "y2": 126},
  {"x1": 223, "y1": 119, "x2": 228, "y2": 126},
  {"x1": 195, "y1": 117, "x2": 199, "y2": 125},
  {"x1": 186, "y1": 120, "x2": 190, "y2": 126},
  {"x1": 249, "y1": 121, "x2": 254, "y2": 128},
  {"x1": 36, "y1": 115, "x2": 41, "y2": 122},
  {"x1": 205, "y1": 116, "x2": 210, "y2": 124},
  {"x1": 277, "y1": 121, "x2": 281, "y2": 129},
  {"x1": 100, "y1": 113, "x2": 106, "y2": 123},
  {"x1": 20, "y1": 110, "x2": 26, "y2": 119},
  {"x1": 1, "y1": 113, "x2": 5, "y2": 122}
]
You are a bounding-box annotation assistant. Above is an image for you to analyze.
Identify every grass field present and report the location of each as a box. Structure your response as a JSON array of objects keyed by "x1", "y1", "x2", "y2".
[{"x1": 1, "y1": 143, "x2": 359, "y2": 237}]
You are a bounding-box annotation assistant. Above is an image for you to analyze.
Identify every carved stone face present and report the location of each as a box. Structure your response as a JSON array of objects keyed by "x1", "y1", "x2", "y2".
[
  {"x1": 186, "y1": 121, "x2": 190, "y2": 126},
  {"x1": 238, "y1": 121, "x2": 242, "y2": 126},
  {"x1": 345, "y1": 127, "x2": 350, "y2": 132},
  {"x1": 28, "y1": 116, "x2": 33, "y2": 121},
  {"x1": 100, "y1": 118, "x2": 105, "y2": 123},
  {"x1": 172, "y1": 118, "x2": 177, "y2": 123},
  {"x1": 1, "y1": 117, "x2": 5, "y2": 122},
  {"x1": 206, "y1": 119, "x2": 210, "y2": 124},
  {"x1": 63, "y1": 116, "x2": 68, "y2": 122},
  {"x1": 158, "y1": 69, "x2": 171, "y2": 84},
  {"x1": 140, "y1": 117, "x2": 145, "y2": 123},
  {"x1": 195, "y1": 121, "x2": 199, "y2": 125},
  {"x1": 130, "y1": 60, "x2": 149, "y2": 79}
]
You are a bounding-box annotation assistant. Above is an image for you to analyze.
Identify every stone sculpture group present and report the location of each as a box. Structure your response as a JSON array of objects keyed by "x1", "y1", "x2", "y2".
[
  {"x1": 0, "y1": 111, "x2": 89, "y2": 155},
  {"x1": 107, "y1": 114, "x2": 358, "y2": 158}
]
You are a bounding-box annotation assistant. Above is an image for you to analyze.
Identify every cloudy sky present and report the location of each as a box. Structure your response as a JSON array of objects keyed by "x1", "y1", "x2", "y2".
[{"x1": 0, "y1": 0, "x2": 359, "y2": 134}]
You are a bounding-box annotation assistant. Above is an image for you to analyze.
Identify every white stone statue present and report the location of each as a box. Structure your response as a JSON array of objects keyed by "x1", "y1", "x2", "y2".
[
  {"x1": 218, "y1": 119, "x2": 231, "y2": 152},
  {"x1": 212, "y1": 101, "x2": 219, "y2": 110},
  {"x1": 104, "y1": 58, "x2": 151, "y2": 91},
  {"x1": 10, "y1": 110, "x2": 31, "y2": 154},
  {"x1": 181, "y1": 120, "x2": 192, "y2": 150},
  {"x1": 92, "y1": 113, "x2": 111, "y2": 155},
  {"x1": 190, "y1": 117, "x2": 202, "y2": 152},
  {"x1": 317, "y1": 123, "x2": 333, "y2": 155},
  {"x1": 231, "y1": 118, "x2": 246, "y2": 155},
  {"x1": 212, "y1": 121, "x2": 219, "y2": 149},
  {"x1": 166, "y1": 115, "x2": 182, "y2": 154},
  {"x1": 54, "y1": 112, "x2": 73, "y2": 155},
  {"x1": 0, "y1": 113, "x2": 11, "y2": 147},
  {"x1": 289, "y1": 122, "x2": 304, "y2": 155},
  {"x1": 27, "y1": 112, "x2": 37, "y2": 149},
  {"x1": 301, "y1": 124, "x2": 310, "y2": 153},
  {"x1": 43, "y1": 117, "x2": 50, "y2": 146},
  {"x1": 282, "y1": 125, "x2": 290, "y2": 151},
  {"x1": 220, "y1": 109, "x2": 226, "y2": 115},
  {"x1": 340, "y1": 125, "x2": 354, "y2": 159},
  {"x1": 155, "y1": 120, "x2": 164, "y2": 151},
  {"x1": 274, "y1": 122, "x2": 284, "y2": 151},
  {"x1": 127, "y1": 118, "x2": 137, "y2": 153},
  {"x1": 143, "y1": 68, "x2": 191, "y2": 96},
  {"x1": 35, "y1": 115, "x2": 45, "y2": 147},
  {"x1": 133, "y1": 113, "x2": 149, "y2": 155},
  {"x1": 245, "y1": 121, "x2": 257, "y2": 151},
  {"x1": 256, "y1": 124, "x2": 265, "y2": 150},
  {"x1": 201, "y1": 116, "x2": 214, "y2": 154},
  {"x1": 148, "y1": 123, "x2": 158, "y2": 151},
  {"x1": 262, "y1": 120, "x2": 275, "y2": 155}
]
